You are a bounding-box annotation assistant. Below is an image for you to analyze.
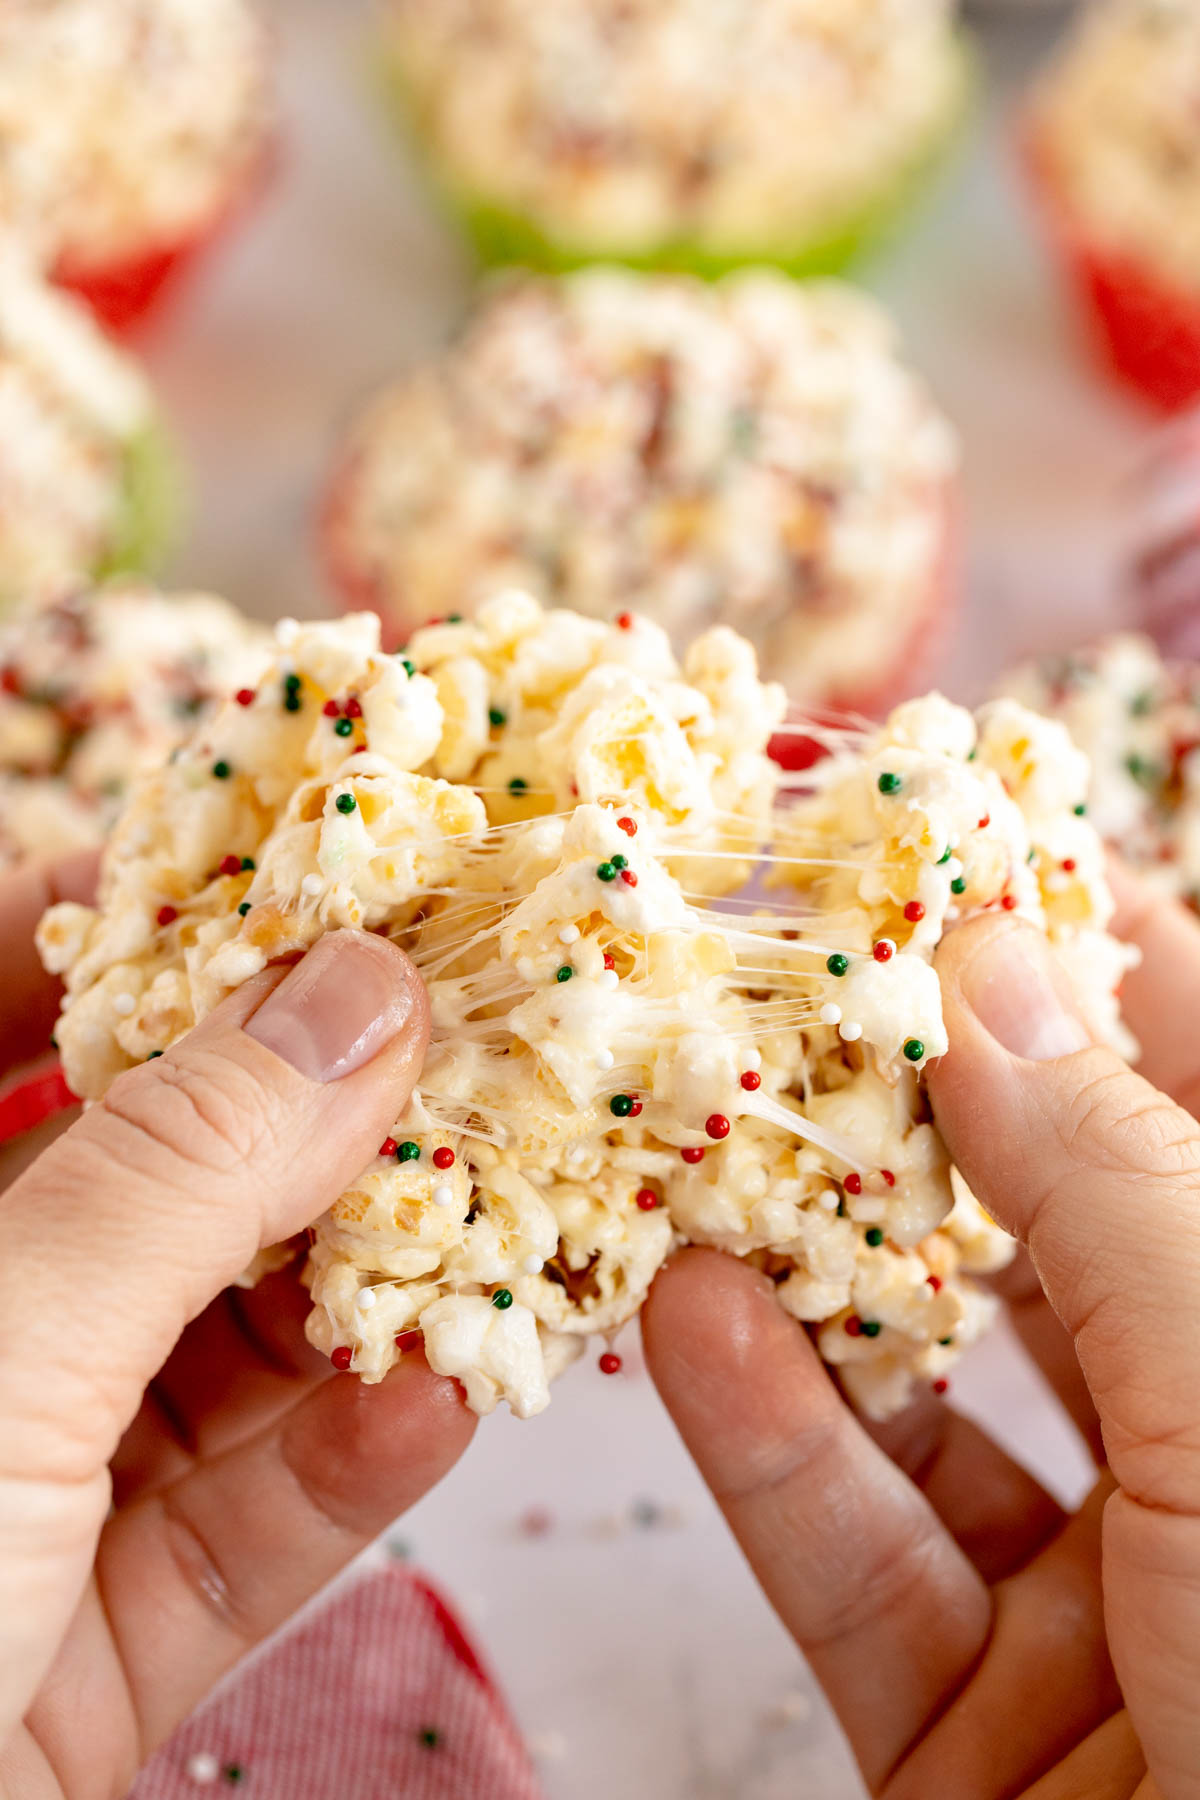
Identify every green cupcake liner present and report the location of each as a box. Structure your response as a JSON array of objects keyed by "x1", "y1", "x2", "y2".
[
  {"x1": 98, "y1": 413, "x2": 186, "y2": 584},
  {"x1": 380, "y1": 30, "x2": 975, "y2": 280}
]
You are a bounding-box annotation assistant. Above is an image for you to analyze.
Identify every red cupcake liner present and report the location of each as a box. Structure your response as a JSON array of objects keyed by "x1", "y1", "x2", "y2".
[
  {"x1": 1024, "y1": 120, "x2": 1200, "y2": 414},
  {"x1": 0, "y1": 1059, "x2": 78, "y2": 1146}
]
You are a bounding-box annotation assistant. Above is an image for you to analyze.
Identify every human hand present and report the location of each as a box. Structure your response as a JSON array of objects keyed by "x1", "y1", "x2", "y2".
[
  {"x1": 0, "y1": 860, "x2": 474, "y2": 1800},
  {"x1": 644, "y1": 872, "x2": 1200, "y2": 1800}
]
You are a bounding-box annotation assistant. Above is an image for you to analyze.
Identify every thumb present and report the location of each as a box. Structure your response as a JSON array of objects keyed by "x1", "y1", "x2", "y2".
[{"x1": 0, "y1": 928, "x2": 430, "y2": 1463}]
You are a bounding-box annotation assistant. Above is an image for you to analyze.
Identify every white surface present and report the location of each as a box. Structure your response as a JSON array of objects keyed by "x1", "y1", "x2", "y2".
[{"x1": 141, "y1": 4, "x2": 1129, "y2": 1795}]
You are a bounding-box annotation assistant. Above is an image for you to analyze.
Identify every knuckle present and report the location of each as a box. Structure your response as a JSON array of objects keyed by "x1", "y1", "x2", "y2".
[
  {"x1": 96, "y1": 1049, "x2": 285, "y2": 1191},
  {"x1": 1058, "y1": 1063, "x2": 1200, "y2": 1187}
]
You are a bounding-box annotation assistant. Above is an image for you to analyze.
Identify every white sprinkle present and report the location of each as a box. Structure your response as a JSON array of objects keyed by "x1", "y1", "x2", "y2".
[
  {"x1": 523, "y1": 1254, "x2": 544, "y2": 1275},
  {"x1": 356, "y1": 1287, "x2": 377, "y2": 1310},
  {"x1": 839, "y1": 1020, "x2": 863, "y2": 1042},
  {"x1": 598, "y1": 969, "x2": 619, "y2": 991},
  {"x1": 742, "y1": 1046, "x2": 762, "y2": 1071},
  {"x1": 946, "y1": 858, "x2": 963, "y2": 881},
  {"x1": 819, "y1": 1003, "x2": 841, "y2": 1026},
  {"x1": 277, "y1": 618, "x2": 299, "y2": 647},
  {"x1": 945, "y1": 905, "x2": 960, "y2": 922},
  {"x1": 113, "y1": 993, "x2": 136, "y2": 1017},
  {"x1": 433, "y1": 1184, "x2": 455, "y2": 1207},
  {"x1": 301, "y1": 873, "x2": 323, "y2": 897},
  {"x1": 594, "y1": 1048, "x2": 615, "y2": 1071},
  {"x1": 186, "y1": 1753, "x2": 220, "y2": 1785},
  {"x1": 818, "y1": 1188, "x2": 840, "y2": 1211},
  {"x1": 558, "y1": 924, "x2": 580, "y2": 945}
]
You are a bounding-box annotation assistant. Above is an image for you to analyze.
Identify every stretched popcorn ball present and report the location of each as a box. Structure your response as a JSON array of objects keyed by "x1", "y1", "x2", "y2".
[
  {"x1": 40, "y1": 596, "x2": 1130, "y2": 1421},
  {"x1": 325, "y1": 270, "x2": 959, "y2": 729},
  {"x1": 380, "y1": 0, "x2": 970, "y2": 276},
  {"x1": 1025, "y1": 0, "x2": 1200, "y2": 411},
  {"x1": 1000, "y1": 632, "x2": 1200, "y2": 908},
  {"x1": 0, "y1": 0, "x2": 270, "y2": 333},
  {"x1": 0, "y1": 253, "x2": 178, "y2": 610},
  {"x1": 0, "y1": 583, "x2": 269, "y2": 871}
]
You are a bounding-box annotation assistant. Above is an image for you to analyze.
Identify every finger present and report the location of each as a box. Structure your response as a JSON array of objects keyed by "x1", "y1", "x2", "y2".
[
  {"x1": 33, "y1": 1356, "x2": 474, "y2": 1774},
  {"x1": 1106, "y1": 861, "x2": 1200, "y2": 1112},
  {"x1": 930, "y1": 914, "x2": 1200, "y2": 1791},
  {"x1": 0, "y1": 929, "x2": 429, "y2": 1735},
  {"x1": 642, "y1": 1247, "x2": 992, "y2": 1792},
  {"x1": 1021, "y1": 1712, "x2": 1144, "y2": 1800},
  {"x1": 0, "y1": 851, "x2": 97, "y2": 1072},
  {"x1": 988, "y1": 1249, "x2": 1104, "y2": 1464}
]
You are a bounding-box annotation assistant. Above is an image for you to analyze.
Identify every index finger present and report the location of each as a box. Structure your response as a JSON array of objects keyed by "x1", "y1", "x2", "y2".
[{"x1": 1105, "y1": 859, "x2": 1200, "y2": 1111}]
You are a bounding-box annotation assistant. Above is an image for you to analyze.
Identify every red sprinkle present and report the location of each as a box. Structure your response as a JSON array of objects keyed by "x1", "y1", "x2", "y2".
[
  {"x1": 844, "y1": 1315, "x2": 864, "y2": 1338},
  {"x1": 903, "y1": 901, "x2": 926, "y2": 923},
  {"x1": 978, "y1": 815, "x2": 990, "y2": 830},
  {"x1": 705, "y1": 1113, "x2": 731, "y2": 1140},
  {"x1": 881, "y1": 1169, "x2": 896, "y2": 1187},
  {"x1": 681, "y1": 1146, "x2": 705, "y2": 1164},
  {"x1": 1001, "y1": 894, "x2": 1018, "y2": 910},
  {"x1": 603, "y1": 953, "x2": 616, "y2": 971},
  {"x1": 620, "y1": 869, "x2": 638, "y2": 888},
  {"x1": 1062, "y1": 858, "x2": 1077, "y2": 873},
  {"x1": 598, "y1": 1353, "x2": 622, "y2": 1376},
  {"x1": 628, "y1": 1100, "x2": 643, "y2": 1117},
  {"x1": 331, "y1": 1346, "x2": 353, "y2": 1371},
  {"x1": 395, "y1": 1330, "x2": 422, "y2": 1354},
  {"x1": 352, "y1": 744, "x2": 368, "y2": 754},
  {"x1": 379, "y1": 1137, "x2": 398, "y2": 1158},
  {"x1": 323, "y1": 698, "x2": 341, "y2": 717},
  {"x1": 844, "y1": 1173, "x2": 863, "y2": 1196},
  {"x1": 616, "y1": 612, "x2": 634, "y2": 630},
  {"x1": 932, "y1": 1378, "x2": 949, "y2": 1396},
  {"x1": 740, "y1": 1070, "x2": 762, "y2": 1091},
  {"x1": 635, "y1": 1188, "x2": 659, "y2": 1211},
  {"x1": 345, "y1": 696, "x2": 363, "y2": 718},
  {"x1": 432, "y1": 1146, "x2": 455, "y2": 1170},
  {"x1": 617, "y1": 817, "x2": 637, "y2": 836},
  {"x1": 219, "y1": 853, "x2": 242, "y2": 877},
  {"x1": 235, "y1": 687, "x2": 256, "y2": 707},
  {"x1": 156, "y1": 905, "x2": 178, "y2": 927},
  {"x1": 873, "y1": 939, "x2": 895, "y2": 964},
  {"x1": 926, "y1": 1274, "x2": 943, "y2": 1292}
]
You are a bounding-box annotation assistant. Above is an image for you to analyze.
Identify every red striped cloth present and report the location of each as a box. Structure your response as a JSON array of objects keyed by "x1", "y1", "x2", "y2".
[{"x1": 127, "y1": 1563, "x2": 543, "y2": 1800}]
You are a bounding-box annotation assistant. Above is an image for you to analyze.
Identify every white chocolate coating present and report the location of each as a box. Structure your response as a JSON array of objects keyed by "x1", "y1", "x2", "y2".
[
  {"x1": 41, "y1": 597, "x2": 1130, "y2": 1420},
  {"x1": 328, "y1": 271, "x2": 958, "y2": 707}
]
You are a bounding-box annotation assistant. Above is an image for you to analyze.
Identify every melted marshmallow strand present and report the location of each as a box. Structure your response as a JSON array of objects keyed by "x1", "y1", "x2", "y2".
[{"x1": 39, "y1": 595, "x2": 1133, "y2": 1420}]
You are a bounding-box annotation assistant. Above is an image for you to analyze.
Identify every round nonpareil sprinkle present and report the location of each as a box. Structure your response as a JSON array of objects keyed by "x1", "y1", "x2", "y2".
[
  {"x1": 826, "y1": 953, "x2": 849, "y2": 977},
  {"x1": 335, "y1": 793, "x2": 357, "y2": 814},
  {"x1": 636, "y1": 1188, "x2": 659, "y2": 1210},
  {"x1": 740, "y1": 1070, "x2": 761, "y2": 1091},
  {"x1": 598, "y1": 1352, "x2": 622, "y2": 1375},
  {"x1": 432, "y1": 1146, "x2": 456, "y2": 1169},
  {"x1": 877, "y1": 772, "x2": 902, "y2": 794},
  {"x1": 609, "y1": 1093, "x2": 634, "y2": 1117},
  {"x1": 492, "y1": 1288, "x2": 514, "y2": 1310},
  {"x1": 398, "y1": 1141, "x2": 421, "y2": 1162},
  {"x1": 705, "y1": 1113, "x2": 730, "y2": 1139},
  {"x1": 903, "y1": 1038, "x2": 925, "y2": 1062}
]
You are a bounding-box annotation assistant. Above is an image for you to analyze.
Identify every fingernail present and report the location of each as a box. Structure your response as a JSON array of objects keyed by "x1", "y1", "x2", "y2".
[
  {"x1": 959, "y1": 924, "x2": 1092, "y2": 1062},
  {"x1": 246, "y1": 931, "x2": 416, "y2": 1082}
]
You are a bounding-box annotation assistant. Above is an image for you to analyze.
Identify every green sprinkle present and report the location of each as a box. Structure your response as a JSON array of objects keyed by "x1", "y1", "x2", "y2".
[
  {"x1": 596, "y1": 862, "x2": 617, "y2": 882},
  {"x1": 237, "y1": 901, "x2": 251, "y2": 917},
  {"x1": 865, "y1": 1227, "x2": 884, "y2": 1247},
  {"x1": 903, "y1": 1038, "x2": 925, "y2": 1062},
  {"x1": 223, "y1": 1767, "x2": 244, "y2": 1786},
  {"x1": 284, "y1": 672, "x2": 302, "y2": 692},
  {"x1": 950, "y1": 876, "x2": 966, "y2": 895},
  {"x1": 1027, "y1": 848, "x2": 1037, "y2": 864},
  {"x1": 397, "y1": 1141, "x2": 420, "y2": 1162},
  {"x1": 508, "y1": 776, "x2": 528, "y2": 794},
  {"x1": 1126, "y1": 753, "x2": 1159, "y2": 788},
  {"x1": 937, "y1": 847, "x2": 952, "y2": 865},
  {"x1": 418, "y1": 1728, "x2": 441, "y2": 1749},
  {"x1": 826, "y1": 953, "x2": 849, "y2": 977},
  {"x1": 212, "y1": 760, "x2": 231, "y2": 780},
  {"x1": 1074, "y1": 803, "x2": 1087, "y2": 816},
  {"x1": 334, "y1": 715, "x2": 354, "y2": 737},
  {"x1": 241, "y1": 856, "x2": 255, "y2": 871},
  {"x1": 967, "y1": 749, "x2": 977, "y2": 761},
  {"x1": 284, "y1": 691, "x2": 302, "y2": 712},
  {"x1": 448, "y1": 613, "x2": 463, "y2": 623},
  {"x1": 938, "y1": 1336, "x2": 953, "y2": 1346},
  {"x1": 860, "y1": 1320, "x2": 882, "y2": 1339},
  {"x1": 491, "y1": 1289, "x2": 513, "y2": 1310},
  {"x1": 401, "y1": 658, "x2": 416, "y2": 678},
  {"x1": 609, "y1": 1094, "x2": 634, "y2": 1117},
  {"x1": 556, "y1": 965, "x2": 573, "y2": 983},
  {"x1": 147, "y1": 1050, "x2": 163, "y2": 1060},
  {"x1": 488, "y1": 708, "x2": 506, "y2": 727},
  {"x1": 1131, "y1": 690, "x2": 1155, "y2": 717},
  {"x1": 877, "y1": 772, "x2": 902, "y2": 795},
  {"x1": 610, "y1": 854, "x2": 628, "y2": 871},
  {"x1": 335, "y1": 792, "x2": 357, "y2": 814}
]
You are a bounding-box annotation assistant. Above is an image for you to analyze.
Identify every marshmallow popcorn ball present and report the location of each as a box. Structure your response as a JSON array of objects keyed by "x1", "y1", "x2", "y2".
[
  {"x1": 0, "y1": 252, "x2": 176, "y2": 611},
  {"x1": 0, "y1": 0, "x2": 270, "y2": 332},
  {"x1": 326, "y1": 270, "x2": 958, "y2": 726},
  {"x1": 0, "y1": 583, "x2": 268, "y2": 871},
  {"x1": 40, "y1": 596, "x2": 1131, "y2": 1421},
  {"x1": 1002, "y1": 632, "x2": 1200, "y2": 907},
  {"x1": 380, "y1": 0, "x2": 970, "y2": 275},
  {"x1": 1025, "y1": 0, "x2": 1200, "y2": 410}
]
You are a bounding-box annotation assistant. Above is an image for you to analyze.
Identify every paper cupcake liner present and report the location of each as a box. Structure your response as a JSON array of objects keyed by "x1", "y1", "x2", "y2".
[
  {"x1": 380, "y1": 34, "x2": 974, "y2": 281},
  {"x1": 0, "y1": 1060, "x2": 77, "y2": 1146},
  {"x1": 1025, "y1": 121, "x2": 1200, "y2": 413}
]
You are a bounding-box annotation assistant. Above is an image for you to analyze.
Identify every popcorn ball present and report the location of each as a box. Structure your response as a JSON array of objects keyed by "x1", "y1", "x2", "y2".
[
  {"x1": 0, "y1": 582, "x2": 269, "y2": 871},
  {"x1": 41, "y1": 596, "x2": 1130, "y2": 1421},
  {"x1": 1025, "y1": 0, "x2": 1200, "y2": 410},
  {"x1": 380, "y1": 0, "x2": 970, "y2": 275},
  {"x1": 325, "y1": 270, "x2": 958, "y2": 729},
  {"x1": 1001, "y1": 632, "x2": 1200, "y2": 908},
  {"x1": 0, "y1": 252, "x2": 177, "y2": 610},
  {"x1": 0, "y1": 0, "x2": 270, "y2": 333}
]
